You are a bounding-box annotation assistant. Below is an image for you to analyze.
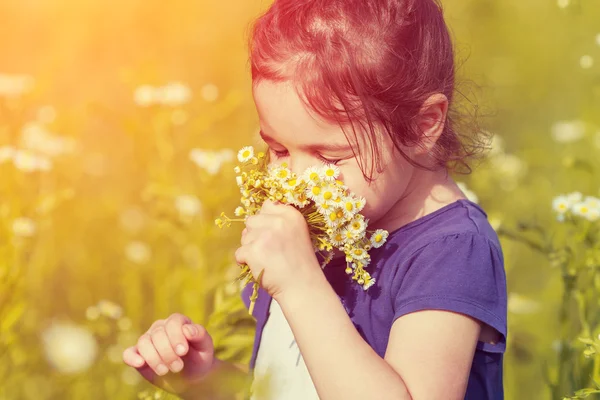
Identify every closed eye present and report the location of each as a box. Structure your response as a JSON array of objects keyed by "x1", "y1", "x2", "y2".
[{"x1": 268, "y1": 147, "x2": 342, "y2": 166}]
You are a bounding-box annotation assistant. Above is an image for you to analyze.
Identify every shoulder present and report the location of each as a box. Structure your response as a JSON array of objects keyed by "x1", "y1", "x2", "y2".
[{"x1": 378, "y1": 199, "x2": 503, "y2": 271}]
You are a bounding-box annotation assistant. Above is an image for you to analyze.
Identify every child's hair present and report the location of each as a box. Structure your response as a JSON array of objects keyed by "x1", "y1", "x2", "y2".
[{"x1": 247, "y1": 0, "x2": 490, "y2": 183}]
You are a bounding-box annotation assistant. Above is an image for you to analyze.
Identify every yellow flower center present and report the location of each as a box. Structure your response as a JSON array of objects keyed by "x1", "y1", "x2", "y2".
[
  {"x1": 354, "y1": 249, "x2": 363, "y2": 256},
  {"x1": 310, "y1": 172, "x2": 319, "y2": 182},
  {"x1": 324, "y1": 191, "x2": 333, "y2": 200},
  {"x1": 242, "y1": 150, "x2": 250, "y2": 158},
  {"x1": 374, "y1": 234, "x2": 383, "y2": 243},
  {"x1": 352, "y1": 221, "x2": 361, "y2": 230},
  {"x1": 329, "y1": 212, "x2": 337, "y2": 222},
  {"x1": 288, "y1": 179, "x2": 297, "y2": 186},
  {"x1": 312, "y1": 186, "x2": 321, "y2": 195},
  {"x1": 345, "y1": 202, "x2": 353, "y2": 211},
  {"x1": 277, "y1": 170, "x2": 288, "y2": 179},
  {"x1": 326, "y1": 168, "x2": 335, "y2": 177}
]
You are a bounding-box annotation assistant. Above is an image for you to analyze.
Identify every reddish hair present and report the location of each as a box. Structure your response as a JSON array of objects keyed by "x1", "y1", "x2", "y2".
[{"x1": 247, "y1": 0, "x2": 489, "y2": 182}]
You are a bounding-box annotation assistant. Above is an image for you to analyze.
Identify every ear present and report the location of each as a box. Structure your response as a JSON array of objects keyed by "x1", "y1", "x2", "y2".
[{"x1": 414, "y1": 93, "x2": 448, "y2": 155}]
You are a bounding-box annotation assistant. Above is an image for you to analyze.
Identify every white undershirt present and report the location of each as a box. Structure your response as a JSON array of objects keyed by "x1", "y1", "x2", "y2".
[{"x1": 250, "y1": 299, "x2": 320, "y2": 400}]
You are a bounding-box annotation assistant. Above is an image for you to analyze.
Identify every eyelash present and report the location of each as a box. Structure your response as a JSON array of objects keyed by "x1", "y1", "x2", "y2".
[{"x1": 269, "y1": 148, "x2": 342, "y2": 166}]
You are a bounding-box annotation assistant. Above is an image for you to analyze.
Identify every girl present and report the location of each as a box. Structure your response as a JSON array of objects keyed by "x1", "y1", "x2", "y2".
[{"x1": 123, "y1": 0, "x2": 507, "y2": 399}]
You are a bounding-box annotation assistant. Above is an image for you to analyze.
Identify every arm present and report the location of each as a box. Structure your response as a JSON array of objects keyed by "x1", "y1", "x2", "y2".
[
  {"x1": 179, "y1": 358, "x2": 252, "y2": 400},
  {"x1": 275, "y1": 265, "x2": 480, "y2": 400}
]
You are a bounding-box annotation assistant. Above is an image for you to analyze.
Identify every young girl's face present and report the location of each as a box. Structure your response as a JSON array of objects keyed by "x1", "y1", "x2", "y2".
[{"x1": 252, "y1": 80, "x2": 419, "y2": 233}]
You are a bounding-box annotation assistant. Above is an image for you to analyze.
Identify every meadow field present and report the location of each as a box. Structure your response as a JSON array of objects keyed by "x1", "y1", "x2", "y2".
[{"x1": 1, "y1": 0, "x2": 600, "y2": 399}]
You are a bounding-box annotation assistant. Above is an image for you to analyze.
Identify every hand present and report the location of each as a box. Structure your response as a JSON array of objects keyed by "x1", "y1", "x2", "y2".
[
  {"x1": 122, "y1": 313, "x2": 215, "y2": 394},
  {"x1": 235, "y1": 199, "x2": 322, "y2": 300}
]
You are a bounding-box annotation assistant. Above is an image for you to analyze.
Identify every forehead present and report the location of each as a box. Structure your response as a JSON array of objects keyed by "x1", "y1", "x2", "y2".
[{"x1": 252, "y1": 80, "x2": 351, "y2": 147}]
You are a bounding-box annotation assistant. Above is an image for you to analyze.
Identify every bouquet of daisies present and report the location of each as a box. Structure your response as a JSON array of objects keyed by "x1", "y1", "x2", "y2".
[{"x1": 215, "y1": 145, "x2": 389, "y2": 314}]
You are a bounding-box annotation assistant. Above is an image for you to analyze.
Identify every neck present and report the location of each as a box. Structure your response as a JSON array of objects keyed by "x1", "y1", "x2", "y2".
[{"x1": 369, "y1": 167, "x2": 464, "y2": 235}]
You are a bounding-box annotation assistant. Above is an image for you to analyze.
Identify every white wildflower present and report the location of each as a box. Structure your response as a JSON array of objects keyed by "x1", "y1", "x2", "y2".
[
  {"x1": 175, "y1": 195, "x2": 202, "y2": 218},
  {"x1": 302, "y1": 166, "x2": 321, "y2": 186},
  {"x1": 320, "y1": 164, "x2": 340, "y2": 181},
  {"x1": 133, "y1": 85, "x2": 157, "y2": 107},
  {"x1": 190, "y1": 149, "x2": 233, "y2": 175},
  {"x1": 12, "y1": 217, "x2": 36, "y2": 237},
  {"x1": 370, "y1": 229, "x2": 389, "y2": 249},
  {"x1": 0, "y1": 73, "x2": 34, "y2": 97},
  {"x1": 21, "y1": 122, "x2": 76, "y2": 157},
  {"x1": 125, "y1": 241, "x2": 151, "y2": 264},
  {"x1": 551, "y1": 120, "x2": 586, "y2": 143},
  {"x1": 42, "y1": 320, "x2": 98, "y2": 374},
  {"x1": 85, "y1": 306, "x2": 100, "y2": 321},
  {"x1": 508, "y1": 293, "x2": 540, "y2": 315},
  {"x1": 97, "y1": 299, "x2": 123, "y2": 319},
  {"x1": 157, "y1": 82, "x2": 192, "y2": 107},
  {"x1": 13, "y1": 150, "x2": 52, "y2": 172},
  {"x1": 580, "y1": 55, "x2": 594, "y2": 69},
  {"x1": 237, "y1": 146, "x2": 254, "y2": 163},
  {"x1": 552, "y1": 195, "x2": 570, "y2": 216}
]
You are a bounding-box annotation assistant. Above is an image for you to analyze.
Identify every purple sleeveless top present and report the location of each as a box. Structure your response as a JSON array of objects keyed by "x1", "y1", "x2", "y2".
[{"x1": 242, "y1": 199, "x2": 507, "y2": 399}]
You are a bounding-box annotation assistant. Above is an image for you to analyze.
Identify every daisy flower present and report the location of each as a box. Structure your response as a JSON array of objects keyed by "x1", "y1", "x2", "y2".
[
  {"x1": 370, "y1": 229, "x2": 389, "y2": 248},
  {"x1": 572, "y1": 202, "x2": 592, "y2": 219},
  {"x1": 354, "y1": 196, "x2": 366, "y2": 213},
  {"x1": 587, "y1": 208, "x2": 600, "y2": 222},
  {"x1": 320, "y1": 164, "x2": 340, "y2": 181},
  {"x1": 349, "y1": 247, "x2": 369, "y2": 261},
  {"x1": 237, "y1": 146, "x2": 254, "y2": 163},
  {"x1": 341, "y1": 226, "x2": 361, "y2": 244},
  {"x1": 583, "y1": 196, "x2": 600, "y2": 210},
  {"x1": 319, "y1": 183, "x2": 338, "y2": 206},
  {"x1": 307, "y1": 182, "x2": 324, "y2": 202},
  {"x1": 362, "y1": 276, "x2": 376, "y2": 290},
  {"x1": 349, "y1": 214, "x2": 367, "y2": 235},
  {"x1": 552, "y1": 195, "x2": 570, "y2": 215},
  {"x1": 282, "y1": 177, "x2": 301, "y2": 191},
  {"x1": 302, "y1": 166, "x2": 322, "y2": 186},
  {"x1": 273, "y1": 166, "x2": 292, "y2": 182}
]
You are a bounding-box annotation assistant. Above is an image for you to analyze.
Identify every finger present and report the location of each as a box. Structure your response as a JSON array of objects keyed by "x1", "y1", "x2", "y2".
[
  {"x1": 183, "y1": 324, "x2": 214, "y2": 353},
  {"x1": 124, "y1": 346, "x2": 158, "y2": 384},
  {"x1": 145, "y1": 319, "x2": 166, "y2": 334},
  {"x1": 245, "y1": 214, "x2": 276, "y2": 230},
  {"x1": 181, "y1": 324, "x2": 215, "y2": 377},
  {"x1": 241, "y1": 228, "x2": 254, "y2": 246},
  {"x1": 137, "y1": 333, "x2": 169, "y2": 376},
  {"x1": 235, "y1": 246, "x2": 250, "y2": 266},
  {"x1": 165, "y1": 314, "x2": 192, "y2": 357},
  {"x1": 150, "y1": 326, "x2": 183, "y2": 373},
  {"x1": 260, "y1": 199, "x2": 281, "y2": 212},
  {"x1": 123, "y1": 346, "x2": 145, "y2": 368}
]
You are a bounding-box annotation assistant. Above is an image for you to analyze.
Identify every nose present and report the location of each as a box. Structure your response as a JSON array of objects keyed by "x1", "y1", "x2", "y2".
[{"x1": 286, "y1": 155, "x2": 315, "y2": 177}]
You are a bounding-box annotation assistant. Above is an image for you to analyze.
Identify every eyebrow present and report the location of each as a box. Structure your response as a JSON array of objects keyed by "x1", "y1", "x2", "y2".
[{"x1": 259, "y1": 130, "x2": 353, "y2": 153}]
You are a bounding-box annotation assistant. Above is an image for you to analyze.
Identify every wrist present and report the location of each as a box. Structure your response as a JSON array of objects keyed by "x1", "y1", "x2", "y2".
[{"x1": 274, "y1": 263, "x2": 329, "y2": 309}]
